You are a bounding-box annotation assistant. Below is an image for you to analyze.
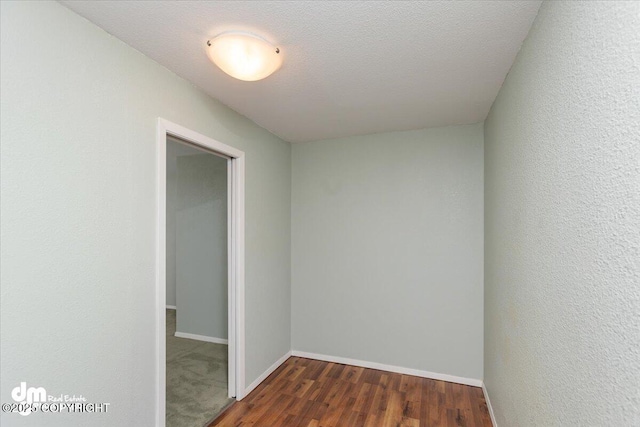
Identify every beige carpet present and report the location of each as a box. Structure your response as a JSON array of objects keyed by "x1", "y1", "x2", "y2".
[{"x1": 166, "y1": 309, "x2": 234, "y2": 427}]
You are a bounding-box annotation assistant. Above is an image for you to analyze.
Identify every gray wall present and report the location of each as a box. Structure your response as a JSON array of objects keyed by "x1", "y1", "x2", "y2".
[
  {"x1": 166, "y1": 139, "x2": 228, "y2": 340},
  {"x1": 0, "y1": 2, "x2": 291, "y2": 426},
  {"x1": 292, "y1": 124, "x2": 484, "y2": 380},
  {"x1": 175, "y1": 152, "x2": 228, "y2": 340},
  {"x1": 166, "y1": 139, "x2": 204, "y2": 307},
  {"x1": 484, "y1": 1, "x2": 640, "y2": 426}
]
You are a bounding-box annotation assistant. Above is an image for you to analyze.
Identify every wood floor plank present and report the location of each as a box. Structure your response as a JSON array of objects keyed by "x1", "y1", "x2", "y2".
[
  {"x1": 382, "y1": 390, "x2": 403, "y2": 426},
  {"x1": 340, "y1": 365, "x2": 364, "y2": 384},
  {"x1": 209, "y1": 357, "x2": 491, "y2": 427},
  {"x1": 352, "y1": 382, "x2": 372, "y2": 413}
]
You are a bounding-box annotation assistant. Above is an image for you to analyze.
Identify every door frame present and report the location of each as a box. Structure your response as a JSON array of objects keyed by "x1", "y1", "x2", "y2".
[{"x1": 155, "y1": 118, "x2": 245, "y2": 427}]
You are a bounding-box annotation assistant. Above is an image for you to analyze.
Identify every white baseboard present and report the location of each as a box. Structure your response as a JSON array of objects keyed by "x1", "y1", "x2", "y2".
[
  {"x1": 290, "y1": 350, "x2": 483, "y2": 388},
  {"x1": 242, "y1": 350, "x2": 292, "y2": 399},
  {"x1": 174, "y1": 331, "x2": 228, "y2": 345},
  {"x1": 482, "y1": 382, "x2": 497, "y2": 427},
  {"x1": 166, "y1": 305, "x2": 176, "y2": 310}
]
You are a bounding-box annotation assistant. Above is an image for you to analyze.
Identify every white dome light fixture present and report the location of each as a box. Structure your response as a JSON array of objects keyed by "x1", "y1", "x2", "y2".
[{"x1": 206, "y1": 32, "x2": 282, "y2": 82}]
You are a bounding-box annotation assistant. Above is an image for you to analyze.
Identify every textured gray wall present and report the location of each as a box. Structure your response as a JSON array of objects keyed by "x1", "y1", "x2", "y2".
[
  {"x1": 0, "y1": 2, "x2": 291, "y2": 426},
  {"x1": 292, "y1": 124, "x2": 484, "y2": 380},
  {"x1": 484, "y1": 1, "x2": 640, "y2": 425}
]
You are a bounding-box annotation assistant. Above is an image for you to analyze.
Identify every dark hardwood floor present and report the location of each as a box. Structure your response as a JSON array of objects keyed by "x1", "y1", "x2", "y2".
[{"x1": 210, "y1": 356, "x2": 492, "y2": 427}]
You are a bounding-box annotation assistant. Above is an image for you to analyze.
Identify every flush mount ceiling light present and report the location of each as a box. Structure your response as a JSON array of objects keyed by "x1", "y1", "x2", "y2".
[{"x1": 206, "y1": 32, "x2": 282, "y2": 82}]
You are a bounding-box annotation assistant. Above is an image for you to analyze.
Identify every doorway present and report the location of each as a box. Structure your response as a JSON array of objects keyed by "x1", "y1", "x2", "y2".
[{"x1": 156, "y1": 119, "x2": 245, "y2": 427}]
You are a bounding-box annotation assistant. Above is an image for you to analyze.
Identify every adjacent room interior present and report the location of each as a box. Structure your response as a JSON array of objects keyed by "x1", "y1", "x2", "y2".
[
  {"x1": 1, "y1": 1, "x2": 638, "y2": 427},
  {"x1": 165, "y1": 137, "x2": 232, "y2": 426}
]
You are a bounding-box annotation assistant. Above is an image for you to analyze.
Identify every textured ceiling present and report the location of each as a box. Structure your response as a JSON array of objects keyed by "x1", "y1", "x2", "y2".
[{"x1": 60, "y1": 1, "x2": 541, "y2": 143}]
